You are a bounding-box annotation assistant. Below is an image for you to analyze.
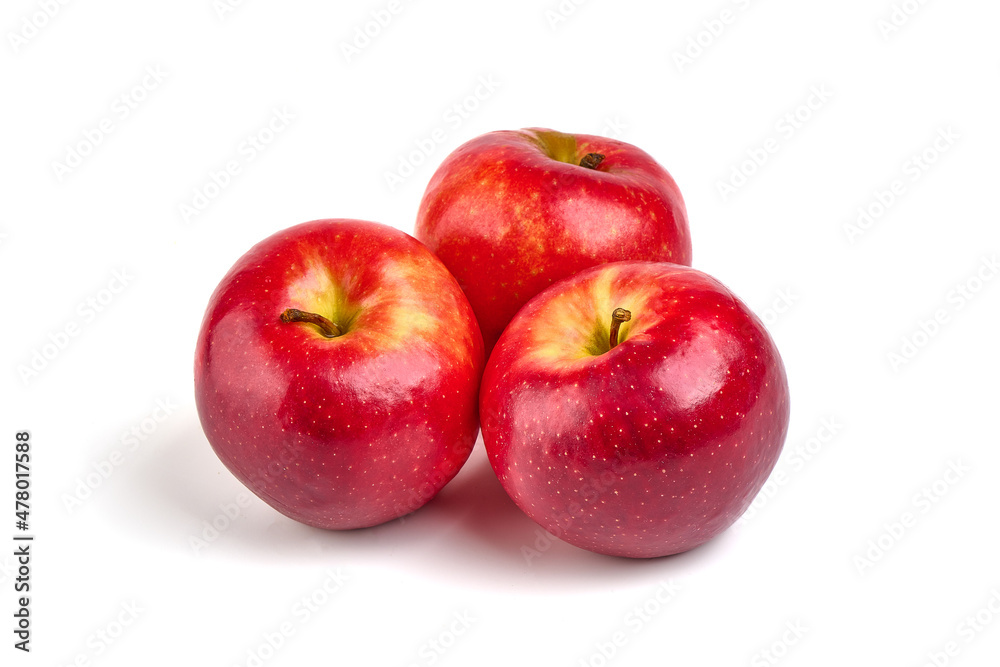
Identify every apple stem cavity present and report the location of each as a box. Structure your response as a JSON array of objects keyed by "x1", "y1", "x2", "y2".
[
  {"x1": 280, "y1": 308, "x2": 343, "y2": 338},
  {"x1": 609, "y1": 308, "x2": 632, "y2": 349},
  {"x1": 579, "y1": 153, "x2": 606, "y2": 170}
]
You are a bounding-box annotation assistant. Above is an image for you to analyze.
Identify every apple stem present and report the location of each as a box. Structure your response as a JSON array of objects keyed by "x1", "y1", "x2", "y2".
[
  {"x1": 580, "y1": 153, "x2": 606, "y2": 170},
  {"x1": 279, "y1": 308, "x2": 343, "y2": 338},
  {"x1": 609, "y1": 308, "x2": 632, "y2": 349}
]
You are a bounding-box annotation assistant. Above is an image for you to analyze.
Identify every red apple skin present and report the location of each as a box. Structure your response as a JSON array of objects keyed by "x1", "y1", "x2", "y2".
[
  {"x1": 480, "y1": 261, "x2": 789, "y2": 558},
  {"x1": 194, "y1": 219, "x2": 485, "y2": 530},
  {"x1": 415, "y1": 128, "x2": 691, "y2": 356}
]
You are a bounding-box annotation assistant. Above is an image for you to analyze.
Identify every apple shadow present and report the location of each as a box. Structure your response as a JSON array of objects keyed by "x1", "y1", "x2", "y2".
[
  {"x1": 105, "y1": 412, "x2": 391, "y2": 561},
  {"x1": 417, "y1": 446, "x2": 731, "y2": 588},
  {"x1": 108, "y1": 409, "x2": 729, "y2": 592}
]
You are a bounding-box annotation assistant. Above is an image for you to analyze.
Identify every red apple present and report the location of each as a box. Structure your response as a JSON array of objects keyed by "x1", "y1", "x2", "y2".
[
  {"x1": 480, "y1": 261, "x2": 789, "y2": 558},
  {"x1": 194, "y1": 219, "x2": 485, "y2": 529},
  {"x1": 415, "y1": 128, "x2": 692, "y2": 355}
]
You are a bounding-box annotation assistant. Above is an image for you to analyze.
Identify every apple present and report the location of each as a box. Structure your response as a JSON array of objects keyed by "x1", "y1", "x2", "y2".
[
  {"x1": 480, "y1": 261, "x2": 790, "y2": 558},
  {"x1": 194, "y1": 219, "x2": 485, "y2": 529},
  {"x1": 416, "y1": 128, "x2": 692, "y2": 356}
]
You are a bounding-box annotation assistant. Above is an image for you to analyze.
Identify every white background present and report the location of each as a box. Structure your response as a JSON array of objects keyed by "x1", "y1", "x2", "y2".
[{"x1": 2, "y1": 0, "x2": 999, "y2": 665}]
